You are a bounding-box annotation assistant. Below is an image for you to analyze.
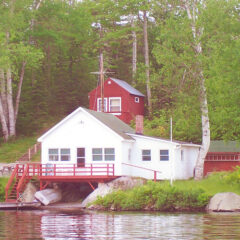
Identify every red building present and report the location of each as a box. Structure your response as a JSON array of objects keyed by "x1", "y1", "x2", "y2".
[
  {"x1": 204, "y1": 141, "x2": 240, "y2": 176},
  {"x1": 88, "y1": 77, "x2": 145, "y2": 124}
]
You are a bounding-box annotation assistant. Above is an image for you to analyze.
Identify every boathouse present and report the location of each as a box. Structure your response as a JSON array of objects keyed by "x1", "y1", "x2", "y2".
[
  {"x1": 204, "y1": 141, "x2": 240, "y2": 176},
  {"x1": 88, "y1": 77, "x2": 144, "y2": 124}
]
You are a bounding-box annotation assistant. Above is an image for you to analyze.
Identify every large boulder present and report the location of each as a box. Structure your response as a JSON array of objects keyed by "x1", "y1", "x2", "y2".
[
  {"x1": 81, "y1": 176, "x2": 145, "y2": 208},
  {"x1": 207, "y1": 192, "x2": 240, "y2": 212},
  {"x1": 21, "y1": 182, "x2": 38, "y2": 202}
]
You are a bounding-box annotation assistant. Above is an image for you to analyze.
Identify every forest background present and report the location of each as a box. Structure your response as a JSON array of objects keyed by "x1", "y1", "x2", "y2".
[{"x1": 0, "y1": 0, "x2": 239, "y2": 145}]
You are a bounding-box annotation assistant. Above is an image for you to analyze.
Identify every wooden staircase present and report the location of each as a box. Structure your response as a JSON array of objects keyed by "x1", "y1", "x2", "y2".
[
  {"x1": 5, "y1": 164, "x2": 31, "y2": 202},
  {"x1": 5, "y1": 142, "x2": 41, "y2": 202}
]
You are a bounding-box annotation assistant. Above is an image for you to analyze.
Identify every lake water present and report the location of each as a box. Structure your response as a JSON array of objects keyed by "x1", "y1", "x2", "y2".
[{"x1": 0, "y1": 210, "x2": 240, "y2": 239}]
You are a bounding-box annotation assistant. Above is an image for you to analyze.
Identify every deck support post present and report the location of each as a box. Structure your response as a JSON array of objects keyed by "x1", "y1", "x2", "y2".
[
  {"x1": 154, "y1": 171, "x2": 157, "y2": 182},
  {"x1": 40, "y1": 181, "x2": 50, "y2": 190},
  {"x1": 88, "y1": 181, "x2": 95, "y2": 190}
]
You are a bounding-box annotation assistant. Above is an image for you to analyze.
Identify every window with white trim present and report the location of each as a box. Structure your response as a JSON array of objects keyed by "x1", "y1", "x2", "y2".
[
  {"x1": 61, "y1": 148, "x2": 71, "y2": 161},
  {"x1": 49, "y1": 149, "x2": 58, "y2": 161},
  {"x1": 92, "y1": 148, "x2": 115, "y2": 161},
  {"x1": 160, "y1": 150, "x2": 169, "y2": 161},
  {"x1": 109, "y1": 97, "x2": 121, "y2": 112},
  {"x1": 135, "y1": 97, "x2": 140, "y2": 103},
  {"x1": 92, "y1": 148, "x2": 103, "y2": 161},
  {"x1": 97, "y1": 98, "x2": 108, "y2": 112},
  {"x1": 142, "y1": 149, "x2": 151, "y2": 161},
  {"x1": 104, "y1": 148, "x2": 115, "y2": 161},
  {"x1": 48, "y1": 148, "x2": 71, "y2": 161}
]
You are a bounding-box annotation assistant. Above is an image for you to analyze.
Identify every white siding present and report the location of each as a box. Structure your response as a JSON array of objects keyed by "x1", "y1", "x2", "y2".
[{"x1": 40, "y1": 110, "x2": 124, "y2": 176}]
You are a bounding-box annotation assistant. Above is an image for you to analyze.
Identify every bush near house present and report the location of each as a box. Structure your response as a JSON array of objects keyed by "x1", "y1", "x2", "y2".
[
  {"x1": 94, "y1": 169, "x2": 240, "y2": 212},
  {"x1": 94, "y1": 181, "x2": 210, "y2": 212}
]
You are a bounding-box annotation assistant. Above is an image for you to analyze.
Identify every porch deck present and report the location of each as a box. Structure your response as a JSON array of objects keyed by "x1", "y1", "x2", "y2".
[{"x1": 5, "y1": 163, "x2": 117, "y2": 202}]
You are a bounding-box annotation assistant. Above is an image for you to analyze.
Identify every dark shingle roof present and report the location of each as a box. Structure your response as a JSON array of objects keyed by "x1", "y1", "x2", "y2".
[
  {"x1": 84, "y1": 108, "x2": 135, "y2": 140},
  {"x1": 209, "y1": 141, "x2": 240, "y2": 152},
  {"x1": 110, "y1": 78, "x2": 145, "y2": 97}
]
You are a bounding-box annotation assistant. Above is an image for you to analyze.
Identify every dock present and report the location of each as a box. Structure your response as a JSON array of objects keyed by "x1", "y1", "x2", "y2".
[{"x1": 0, "y1": 202, "x2": 41, "y2": 210}]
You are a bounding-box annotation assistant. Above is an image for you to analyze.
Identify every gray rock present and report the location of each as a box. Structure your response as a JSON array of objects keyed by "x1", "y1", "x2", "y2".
[
  {"x1": 207, "y1": 192, "x2": 240, "y2": 212},
  {"x1": 21, "y1": 182, "x2": 38, "y2": 202},
  {"x1": 81, "y1": 176, "x2": 145, "y2": 208}
]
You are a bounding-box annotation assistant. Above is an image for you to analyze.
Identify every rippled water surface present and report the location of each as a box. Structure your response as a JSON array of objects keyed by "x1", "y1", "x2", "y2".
[{"x1": 0, "y1": 210, "x2": 240, "y2": 239}]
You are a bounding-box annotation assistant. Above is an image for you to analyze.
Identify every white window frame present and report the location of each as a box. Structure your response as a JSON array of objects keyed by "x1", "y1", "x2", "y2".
[
  {"x1": 92, "y1": 148, "x2": 115, "y2": 161},
  {"x1": 135, "y1": 97, "x2": 140, "y2": 103},
  {"x1": 142, "y1": 149, "x2": 151, "y2": 161},
  {"x1": 104, "y1": 148, "x2": 115, "y2": 161},
  {"x1": 92, "y1": 148, "x2": 103, "y2": 161},
  {"x1": 109, "y1": 97, "x2": 121, "y2": 112},
  {"x1": 160, "y1": 149, "x2": 169, "y2": 161},
  {"x1": 60, "y1": 148, "x2": 71, "y2": 161},
  {"x1": 48, "y1": 148, "x2": 71, "y2": 162},
  {"x1": 97, "y1": 98, "x2": 108, "y2": 112},
  {"x1": 49, "y1": 149, "x2": 59, "y2": 161}
]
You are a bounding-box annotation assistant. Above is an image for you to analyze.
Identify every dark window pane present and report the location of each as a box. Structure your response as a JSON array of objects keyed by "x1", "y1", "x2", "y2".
[
  {"x1": 143, "y1": 156, "x2": 151, "y2": 161},
  {"x1": 160, "y1": 156, "x2": 169, "y2": 161},
  {"x1": 93, "y1": 155, "x2": 102, "y2": 161},
  {"x1": 160, "y1": 150, "x2": 169, "y2": 155},
  {"x1": 105, "y1": 148, "x2": 114, "y2": 154},
  {"x1": 92, "y1": 148, "x2": 102, "y2": 154}
]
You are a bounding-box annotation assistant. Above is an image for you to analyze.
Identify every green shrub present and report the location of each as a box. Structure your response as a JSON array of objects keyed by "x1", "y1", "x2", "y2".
[{"x1": 94, "y1": 181, "x2": 210, "y2": 212}]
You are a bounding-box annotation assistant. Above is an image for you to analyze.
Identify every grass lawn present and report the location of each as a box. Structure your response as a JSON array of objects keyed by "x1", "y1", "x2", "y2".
[
  {"x1": 172, "y1": 172, "x2": 240, "y2": 196},
  {"x1": 0, "y1": 136, "x2": 38, "y2": 163}
]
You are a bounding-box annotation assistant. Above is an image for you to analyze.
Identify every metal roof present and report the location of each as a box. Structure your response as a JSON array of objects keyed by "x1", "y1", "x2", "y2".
[
  {"x1": 84, "y1": 108, "x2": 135, "y2": 140},
  {"x1": 110, "y1": 78, "x2": 145, "y2": 97},
  {"x1": 209, "y1": 141, "x2": 240, "y2": 152}
]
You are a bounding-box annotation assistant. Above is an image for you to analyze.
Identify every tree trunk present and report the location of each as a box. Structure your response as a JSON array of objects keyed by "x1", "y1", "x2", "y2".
[
  {"x1": 131, "y1": 16, "x2": 137, "y2": 84},
  {"x1": 0, "y1": 69, "x2": 9, "y2": 141},
  {"x1": 143, "y1": 10, "x2": 152, "y2": 115},
  {"x1": 184, "y1": 0, "x2": 210, "y2": 180},
  {"x1": 15, "y1": 61, "x2": 26, "y2": 123},
  {"x1": 6, "y1": 68, "x2": 16, "y2": 137},
  {"x1": 0, "y1": 69, "x2": 8, "y2": 124}
]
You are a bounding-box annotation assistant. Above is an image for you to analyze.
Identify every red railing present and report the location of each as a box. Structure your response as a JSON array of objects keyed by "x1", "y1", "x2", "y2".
[
  {"x1": 5, "y1": 165, "x2": 18, "y2": 201},
  {"x1": 14, "y1": 163, "x2": 115, "y2": 178},
  {"x1": 122, "y1": 163, "x2": 161, "y2": 181}
]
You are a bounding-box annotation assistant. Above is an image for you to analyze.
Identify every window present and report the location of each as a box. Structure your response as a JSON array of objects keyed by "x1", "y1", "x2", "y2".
[
  {"x1": 48, "y1": 148, "x2": 70, "y2": 161},
  {"x1": 160, "y1": 150, "x2": 169, "y2": 161},
  {"x1": 97, "y1": 98, "x2": 107, "y2": 112},
  {"x1": 104, "y1": 148, "x2": 115, "y2": 161},
  {"x1": 135, "y1": 97, "x2": 140, "y2": 103},
  {"x1": 61, "y1": 148, "x2": 70, "y2": 161},
  {"x1": 92, "y1": 148, "x2": 103, "y2": 161},
  {"x1": 109, "y1": 97, "x2": 121, "y2": 112},
  {"x1": 49, "y1": 149, "x2": 58, "y2": 161},
  {"x1": 92, "y1": 148, "x2": 115, "y2": 161},
  {"x1": 181, "y1": 150, "x2": 184, "y2": 161},
  {"x1": 142, "y1": 149, "x2": 151, "y2": 161}
]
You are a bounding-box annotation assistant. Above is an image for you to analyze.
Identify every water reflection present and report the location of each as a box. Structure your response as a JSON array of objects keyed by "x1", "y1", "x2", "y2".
[{"x1": 0, "y1": 210, "x2": 239, "y2": 239}]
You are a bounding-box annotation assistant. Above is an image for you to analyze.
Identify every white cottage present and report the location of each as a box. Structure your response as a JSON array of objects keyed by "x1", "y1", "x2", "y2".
[{"x1": 38, "y1": 107, "x2": 200, "y2": 180}]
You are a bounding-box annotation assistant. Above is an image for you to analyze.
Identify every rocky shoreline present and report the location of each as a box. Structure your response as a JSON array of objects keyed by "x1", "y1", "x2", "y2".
[{"x1": 22, "y1": 176, "x2": 240, "y2": 213}]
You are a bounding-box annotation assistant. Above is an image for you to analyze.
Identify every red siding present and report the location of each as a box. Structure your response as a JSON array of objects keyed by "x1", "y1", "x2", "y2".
[
  {"x1": 88, "y1": 78, "x2": 144, "y2": 124},
  {"x1": 204, "y1": 152, "x2": 240, "y2": 176}
]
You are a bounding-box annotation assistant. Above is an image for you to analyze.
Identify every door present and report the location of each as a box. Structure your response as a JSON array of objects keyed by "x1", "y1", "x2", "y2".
[{"x1": 77, "y1": 148, "x2": 85, "y2": 167}]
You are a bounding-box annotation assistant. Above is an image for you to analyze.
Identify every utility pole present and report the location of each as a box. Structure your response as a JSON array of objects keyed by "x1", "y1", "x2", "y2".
[
  {"x1": 90, "y1": 54, "x2": 114, "y2": 112},
  {"x1": 99, "y1": 53, "x2": 104, "y2": 112}
]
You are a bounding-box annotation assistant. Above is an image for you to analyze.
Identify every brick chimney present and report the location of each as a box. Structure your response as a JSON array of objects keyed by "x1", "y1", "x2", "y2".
[{"x1": 135, "y1": 115, "x2": 144, "y2": 135}]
